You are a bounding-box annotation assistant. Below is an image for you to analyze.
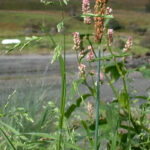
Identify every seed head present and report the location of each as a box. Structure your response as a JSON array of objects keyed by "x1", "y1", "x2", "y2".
[{"x1": 94, "y1": 0, "x2": 107, "y2": 43}]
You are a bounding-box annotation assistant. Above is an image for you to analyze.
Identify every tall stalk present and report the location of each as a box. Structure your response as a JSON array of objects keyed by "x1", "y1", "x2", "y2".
[
  {"x1": 57, "y1": 0, "x2": 66, "y2": 149},
  {"x1": 95, "y1": 47, "x2": 101, "y2": 150}
]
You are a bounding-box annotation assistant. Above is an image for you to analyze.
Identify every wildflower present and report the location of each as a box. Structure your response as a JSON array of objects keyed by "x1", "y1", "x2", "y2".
[
  {"x1": 107, "y1": 29, "x2": 114, "y2": 46},
  {"x1": 79, "y1": 50, "x2": 84, "y2": 59},
  {"x1": 100, "y1": 72, "x2": 104, "y2": 81},
  {"x1": 105, "y1": 7, "x2": 113, "y2": 15},
  {"x1": 88, "y1": 101, "x2": 93, "y2": 118},
  {"x1": 86, "y1": 46, "x2": 94, "y2": 61},
  {"x1": 73, "y1": 32, "x2": 81, "y2": 50},
  {"x1": 94, "y1": 0, "x2": 107, "y2": 43},
  {"x1": 78, "y1": 63, "x2": 86, "y2": 75},
  {"x1": 123, "y1": 37, "x2": 133, "y2": 53},
  {"x1": 82, "y1": 0, "x2": 91, "y2": 24}
]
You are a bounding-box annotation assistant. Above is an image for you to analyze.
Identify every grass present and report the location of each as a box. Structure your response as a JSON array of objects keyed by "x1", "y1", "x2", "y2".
[
  {"x1": 0, "y1": 1, "x2": 150, "y2": 149},
  {"x1": 0, "y1": 1, "x2": 150, "y2": 55}
]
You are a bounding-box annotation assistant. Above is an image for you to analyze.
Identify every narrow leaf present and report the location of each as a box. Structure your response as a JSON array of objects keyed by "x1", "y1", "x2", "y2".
[{"x1": 65, "y1": 94, "x2": 92, "y2": 118}]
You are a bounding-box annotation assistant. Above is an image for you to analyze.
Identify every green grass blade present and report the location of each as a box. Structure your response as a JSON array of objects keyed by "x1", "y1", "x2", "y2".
[
  {"x1": 65, "y1": 94, "x2": 92, "y2": 118},
  {"x1": 23, "y1": 132, "x2": 56, "y2": 140},
  {"x1": 57, "y1": 54, "x2": 67, "y2": 149},
  {"x1": 0, "y1": 127, "x2": 16, "y2": 150},
  {"x1": 95, "y1": 47, "x2": 101, "y2": 150},
  {"x1": 65, "y1": 142, "x2": 84, "y2": 150}
]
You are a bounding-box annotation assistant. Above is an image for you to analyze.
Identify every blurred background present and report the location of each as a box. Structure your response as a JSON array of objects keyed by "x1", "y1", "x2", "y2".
[{"x1": 0, "y1": 0, "x2": 150, "y2": 55}]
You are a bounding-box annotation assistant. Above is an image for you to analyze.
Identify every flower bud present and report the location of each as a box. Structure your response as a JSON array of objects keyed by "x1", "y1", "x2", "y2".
[
  {"x1": 107, "y1": 29, "x2": 114, "y2": 46},
  {"x1": 123, "y1": 36, "x2": 133, "y2": 53}
]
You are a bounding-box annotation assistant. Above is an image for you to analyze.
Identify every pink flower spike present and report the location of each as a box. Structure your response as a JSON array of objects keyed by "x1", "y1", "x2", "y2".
[
  {"x1": 83, "y1": 0, "x2": 89, "y2": 4},
  {"x1": 108, "y1": 29, "x2": 114, "y2": 46},
  {"x1": 82, "y1": 0, "x2": 91, "y2": 24},
  {"x1": 78, "y1": 64, "x2": 86, "y2": 76},
  {"x1": 106, "y1": 7, "x2": 113, "y2": 15},
  {"x1": 100, "y1": 72, "x2": 104, "y2": 81},
  {"x1": 123, "y1": 36, "x2": 133, "y2": 53},
  {"x1": 87, "y1": 50, "x2": 94, "y2": 61},
  {"x1": 73, "y1": 32, "x2": 81, "y2": 50},
  {"x1": 88, "y1": 45, "x2": 92, "y2": 50}
]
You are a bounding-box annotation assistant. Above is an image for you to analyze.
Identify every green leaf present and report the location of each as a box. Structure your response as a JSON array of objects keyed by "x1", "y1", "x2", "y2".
[
  {"x1": 69, "y1": 79, "x2": 84, "y2": 100},
  {"x1": 81, "y1": 13, "x2": 114, "y2": 19},
  {"x1": 63, "y1": 0, "x2": 69, "y2": 5},
  {"x1": 0, "y1": 127, "x2": 16, "y2": 150},
  {"x1": 65, "y1": 94, "x2": 92, "y2": 118},
  {"x1": 81, "y1": 120, "x2": 94, "y2": 146},
  {"x1": 23, "y1": 132, "x2": 56, "y2": 140},
  {"x1": 40, "y1": 0, "x2": 53, "y2": 5},
  {"x1": 0, "y1": 121, "x2": 20, "y2": 136},
  {"x1": 51, "y1": 44, "x2": 62, "y2": 64},
  {"x1": 118, "y1": 91, "x2": 129, "y2": 109},
  {"x1": 105, "y1": 62, "x2": 126, "y2": 82},
  {"x1": 57, "y1": 21, "x2": 64, "y2": 33},
  {"x1": 65, "y1": 142, "x2": 84, "y2": 150},
  {"x1": 137, "y1": 65, "x2": 150, "y2": 79}
]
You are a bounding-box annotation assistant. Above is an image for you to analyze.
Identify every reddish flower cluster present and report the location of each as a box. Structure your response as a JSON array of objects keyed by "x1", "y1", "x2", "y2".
[
  {"x1": 123, "y1": 37, "x2": 133, "y2": 53},
  {"x1": 73, "y1": 32, "x2": 81, "y2": 50},
  {"x1": 86, "y1": 46, "x2": 94, "y2": 61},
  {"x1": 107, "y1": 29, "x2": 114, "y2": 46},
  {"x1": 88, "y1": 101, "x2": 93, "y2": 118},
  {"x1": 78, "y1": 63, "x2": 86, "y2": 76},
  {"x1": 82, "y1": 0, "x2": 91, "y2": 24},
  {"x1": 94, "y1": 0, "x2": 107, "y2": 43},
  {"x1": 105, "y1": 7, "x2": 112, "y2": 15}
]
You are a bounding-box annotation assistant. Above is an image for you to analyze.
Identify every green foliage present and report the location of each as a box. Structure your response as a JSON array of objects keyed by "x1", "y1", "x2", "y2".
[
  {"x1": 105, "y1": 62, "x2": 126, "y2": 82},
  {"x1": 1, "y1": 0, "x2": 150, "y2": 150},
  {"x1": 137, "y1": 65, "x2": 150, "y2": 79},
  {"x1": 51, "y1": 44, "x2": 62, "y2": 64}
]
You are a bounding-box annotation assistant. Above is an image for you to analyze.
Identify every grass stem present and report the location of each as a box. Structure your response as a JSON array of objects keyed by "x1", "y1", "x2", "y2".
[{"x1": 95, "y1": 47, "x2": 101, "y2": 150}]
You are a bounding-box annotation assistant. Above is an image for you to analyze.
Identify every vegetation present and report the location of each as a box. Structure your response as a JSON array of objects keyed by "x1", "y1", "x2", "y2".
[
  {"x1": 0, "y1": 0, "x2": 150, "y2": 54},
  {"x1": 0, "y1": 0, "x2": 150, "y2": 150}
]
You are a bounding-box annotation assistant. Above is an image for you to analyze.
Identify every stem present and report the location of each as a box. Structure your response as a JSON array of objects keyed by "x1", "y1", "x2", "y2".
[
  {"x1": 95, "y1": 47, "x2": 101, "y2": 150},
  {"x1": 57, "y1": 1, "x2": 66, "y2": 149}
]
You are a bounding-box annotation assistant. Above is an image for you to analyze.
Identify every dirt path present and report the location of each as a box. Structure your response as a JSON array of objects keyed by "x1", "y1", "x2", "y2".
[{"x1": 0, "y1": 55, "x2": 149, "y2": 103}]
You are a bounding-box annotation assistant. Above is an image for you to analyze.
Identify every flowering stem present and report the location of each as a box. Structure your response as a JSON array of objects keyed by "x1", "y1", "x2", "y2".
[{"x1": 95, "y1": 47, "x2": 101, "y2": 150}]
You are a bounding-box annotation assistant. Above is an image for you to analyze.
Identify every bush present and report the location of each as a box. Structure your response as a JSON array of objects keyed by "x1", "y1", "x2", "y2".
[
  {"x1": 128, "y1": 22, "x2": 147, "y2": 35},
  {"x1": 145, "y1": 1, "x2": 150, "y2": 12},
  {"x1": 108, "y1": 19, "x2": 123, "y2": 30}
]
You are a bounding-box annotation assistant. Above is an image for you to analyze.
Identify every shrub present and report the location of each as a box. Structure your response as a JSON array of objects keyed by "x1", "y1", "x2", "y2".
[
  {"x1": 145, "y1": 0, "x2": 150, "y2": 12},
  {"x1": 108, "y1": 19, "x2": 123, "y2": 30},
  {"x1": 128, "y1": 22, "x2": 147, "y2": 35}
]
